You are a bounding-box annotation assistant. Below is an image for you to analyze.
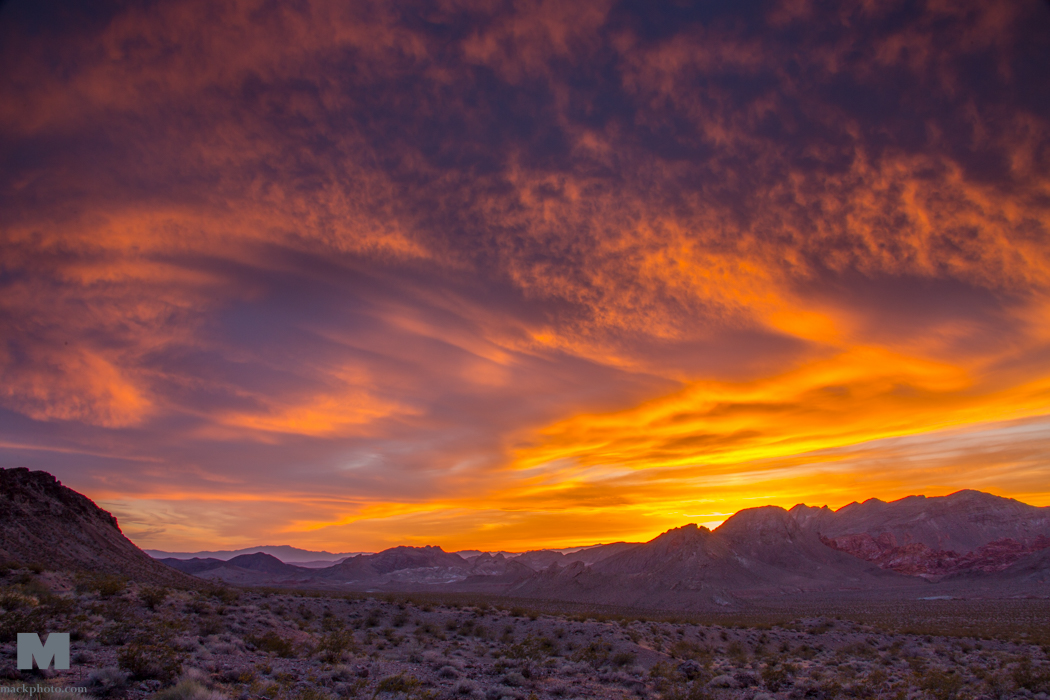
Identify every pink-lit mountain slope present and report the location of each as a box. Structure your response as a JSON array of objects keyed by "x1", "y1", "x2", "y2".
[{"x1": 798, "y1": 490, "x2": 1050, "y2": 578}]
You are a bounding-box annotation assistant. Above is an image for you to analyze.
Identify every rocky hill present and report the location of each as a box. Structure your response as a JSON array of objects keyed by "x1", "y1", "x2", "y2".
[
  {"x1": 801, "y1": 490, "x2": 1050, "y2": 578},
  {"x1": 0, "y1": 467, "x2": 195, "y2": 586}
]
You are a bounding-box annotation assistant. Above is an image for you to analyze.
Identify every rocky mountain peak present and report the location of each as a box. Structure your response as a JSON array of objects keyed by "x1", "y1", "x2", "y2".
[
  {"x1": 715, "y1": 505, "x2": 801, "y2": 542},
  {"x1": 647, "y1": 522, "x2": 711, "y2": 548}
]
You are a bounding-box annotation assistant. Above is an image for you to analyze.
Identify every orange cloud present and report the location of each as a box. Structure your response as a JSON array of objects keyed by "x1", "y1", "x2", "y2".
[{"x1": 0, "y1": 348, "x2": 151, "y2": 428}]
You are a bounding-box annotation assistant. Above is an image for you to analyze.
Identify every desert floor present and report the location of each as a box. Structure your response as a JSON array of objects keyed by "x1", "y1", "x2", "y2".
[{"x1": 1, "y1": 566, "x2": 1048, "y2": 700}]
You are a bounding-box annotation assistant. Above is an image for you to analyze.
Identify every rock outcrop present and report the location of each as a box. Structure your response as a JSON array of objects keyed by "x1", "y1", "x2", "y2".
[
  {"x1": 804, "y1": 490, "x2": 1050, "y2": 579},
  {"x1": 0, "y1": 467, "x2": 195, "y2": 585}
]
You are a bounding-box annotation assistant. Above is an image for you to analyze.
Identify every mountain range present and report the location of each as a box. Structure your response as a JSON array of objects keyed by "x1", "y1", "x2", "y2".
[
  {"x1": 2, "y1": 468, "x2": 1047, "y2": 610},
  {"x1": 144, "y1": 545, "x2": 367, "y2": 567},
  {"x1": 157, "y1": 489, "x2": 1050, "y2": 608}
]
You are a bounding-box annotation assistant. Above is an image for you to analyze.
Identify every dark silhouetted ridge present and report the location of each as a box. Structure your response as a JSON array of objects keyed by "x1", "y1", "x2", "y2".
[{"x1": 0, "y1": 468, "x2": 196, "y2": 586}]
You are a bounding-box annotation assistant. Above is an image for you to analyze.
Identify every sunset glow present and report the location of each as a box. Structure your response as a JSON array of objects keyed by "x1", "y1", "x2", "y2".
[{"x1": 2, "y1": 0, "x2": 1049, "y2": 552}]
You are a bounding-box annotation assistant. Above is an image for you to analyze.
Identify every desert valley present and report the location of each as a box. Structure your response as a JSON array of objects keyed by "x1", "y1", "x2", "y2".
[{"x1": 1, "y1": 468, "x2": 1048, "y2": 700}]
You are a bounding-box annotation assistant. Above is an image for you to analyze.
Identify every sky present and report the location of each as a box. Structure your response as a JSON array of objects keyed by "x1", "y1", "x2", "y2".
[{"x1": 2, "y1": 0, "x2": 1050, "y2": 553}]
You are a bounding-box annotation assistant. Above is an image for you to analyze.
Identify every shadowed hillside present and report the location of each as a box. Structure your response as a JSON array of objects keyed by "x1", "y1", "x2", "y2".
[{"x1": 0, "y1": 468, "x2": 196, "y2": 586}]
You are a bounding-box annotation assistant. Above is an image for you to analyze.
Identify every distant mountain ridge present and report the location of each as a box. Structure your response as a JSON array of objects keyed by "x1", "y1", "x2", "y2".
[
  {"x1": 158, "y1": 543, "x2": 637, "y2": 588},
  {"x1": 145, "y1": 544, "x2": 366, "y2": 565},
  {"x1": 148, "y1": 544, "x2": 613, "y2": 564},
  {"x1": 5, "y1": 468, "x2": 1047, "y2": 610},
  {"x1": 156, "y1": 489, "x2": 1050, "y2": 609}
]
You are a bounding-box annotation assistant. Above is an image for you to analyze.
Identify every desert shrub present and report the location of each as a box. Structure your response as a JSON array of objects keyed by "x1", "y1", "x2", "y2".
[
  {"x1": 375, "y1": 673, "x2": 419, "y2": 693},
  {"x1": 288, "y1": 687, "x2": 330, "y2": 700},
  {"x1": 732, "y1": 670, "x2": 758, "y2": 688},
  {"x1": 453, "y1": 618, "x2": 488, "y2": 639},
  {"x1": 325, "y1": 664, "x2": 355, "y2": 683},
  {"x1": 813, "y1": 679, "x2": 842, "y2": 697},
  {"x1": 218, "y1": 666, "x2": 257, "y2": 684},
  {"x1": 660, "y1": 683, "x2": 709, "y2": 700},
  {"x1": 670, "y1": 640, "x2": 709, "y2": 661},
  {"x1": 918, "y1": 669, "x2": 964, "y2": 700},
  {"x1": 839, "y1": 641, "x2": 877, "y2": 659},
  {"x1": 907, "y1": 656, "x2": 927, "y2": 675},
  {"x1": 794, "y1": 644, "x2": 817, "y2": 660},
  {"x1": 0, "y1": 591, "x2": 32, "y2": 611},
  {"x1": 649, "y1": 662, "x2": 681, "y2": 681},
  {"x1": 414, "y1": 622, "x2": 444, "y2": 641},
  {"x1": 1013, "y1": 657, "x2": 1050, "y2": 692},
  {"x1": 185, "y1": 598, "x2": 212, "y2": 615},
  {"x1": 98, "y1": 620, "x2": 135, "y2": 646},
  {"x1": 321, "y1": 613, "x2": 343, "y2": 632},
  {"x1": 87, "y1": 667, "x2": 130, "y2": 697},
  {"x1": 35, "y1": 693, "x2": 79, "y2": 700},
  {"x1": 205, "y1": 585, "x2": 240, "y2": 604},
  {"x1": 502, "y1": 672, "x2": 526, "y2": 687},
  {"x1": 649, "y1": 662, "x2": 684, "y2": 694},
  {"x1": 316, "y1": 629, "x2": 358, "y2": 662},
  {"x1": 0, "y1": 606, "x2": 44, "y2": 645},
  {"x1": 196, "y1": 615, "x2": 224, "y2": 636},
  {"x1": 380, "y1": 626, "x2": 402, "y2": 648},
  {"x1": 506, "y1": 635, "x2": 557, "y2": 664},
  {"x1": 762, "y1": 662, "x2": 795, "y2": 691},
  {"x1": 117, "y1": 639, "x2": 185, "y2": 682},
  {"x1": 78, "y1": 574, "x2": 128, "y2": 597},
  {"x1": 153, "y1": 679, "x2": 227, "y2": 700},
  {"x1": 246, "y1": 631, "x2": 296, "y2": 658},
  {"x1": 171, "y1": 619, "x2": 203, "y2": 639},
  {"x1": 452, "y1": 679, "x2": 476, "y2": 695},
  {"x1": 726, "y1": 641, "x2": 748, "y2": 664},
  {"x1": 865, "y1": 668, "x2": 888, "y2": 688},
  {"x1": 140, "y1": 586, "x2": 169, "y2": 610},
  {"x1": 570, "y1": 640, "x2": 612, "y2": 668},
  {"x1": 984, "y1": 671, "x2": 1014, "y2": 700},
  {"x1": 677, "y1": 660, "x2": 708, "y2": 682}
]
